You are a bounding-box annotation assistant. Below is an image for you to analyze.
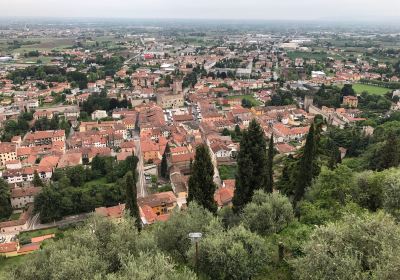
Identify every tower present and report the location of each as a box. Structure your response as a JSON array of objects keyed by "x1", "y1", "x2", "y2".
[
  {"x1": 304, "y1": 95, "x2": 314, "y2": 112},
  {"x1": 173, "y1": 79, "x2": 183, "y2": 95}
]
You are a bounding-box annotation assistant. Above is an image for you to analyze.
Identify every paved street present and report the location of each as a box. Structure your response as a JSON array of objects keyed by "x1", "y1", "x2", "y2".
[{"x1": 133, "y1": 132, "x2": 147, "y2": 198}]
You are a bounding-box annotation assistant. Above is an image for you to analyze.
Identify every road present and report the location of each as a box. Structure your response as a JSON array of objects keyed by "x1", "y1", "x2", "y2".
[
  {"x1": 133, "y1": 132, "x2": 147, "y2": 198},
  {"x1": 29, "y1": 213, "x2": 91, "y2": 231}
]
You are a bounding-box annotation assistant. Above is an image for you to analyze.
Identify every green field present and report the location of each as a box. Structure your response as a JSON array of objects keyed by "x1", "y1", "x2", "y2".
[
  {"x1": 352, "y1": 84, "x2": 391, "y2": 95},
  {"x1": 226, "y1": 94, "x2": 262, "y2": 106},
  {"x1": 0, "y1": 38, "x2": 74, "y2": 53},
  {"x1": 83, "y1": 177, "x2": 113, "y2": 188},
  {"x1": 287, "y1": 51, "x2": 328, "y2": 61}
]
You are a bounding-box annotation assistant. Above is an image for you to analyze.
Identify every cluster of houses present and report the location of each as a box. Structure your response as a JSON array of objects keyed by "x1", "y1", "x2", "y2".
[{"x1": 2, "y1": 28, "x2": 398, "y2": 259}]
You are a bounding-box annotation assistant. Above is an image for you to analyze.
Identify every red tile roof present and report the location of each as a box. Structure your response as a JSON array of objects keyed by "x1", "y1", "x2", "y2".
[
  {"x1": 0, "y1": 242, "x2": 18, "y2": 253},
  {"x1": 11, "y1": 187, "x2": 41, "y2": 199},
  {"x1": 31, "y1": 234, "x2": 55, "y2": 243},
  {"x1": 171, "y1": 153, "x2": 194, "y2": 164},
  {"x1": 95, "y1": 204, "x2": 125, "y2": 219},
  {"x1": 18, "y1": 243, "x2": 40, "y2": 254}
]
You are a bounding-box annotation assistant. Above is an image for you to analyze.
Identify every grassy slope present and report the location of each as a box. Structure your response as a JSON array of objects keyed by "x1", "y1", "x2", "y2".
[{"x1": 353, "y1": 84, "x2": 391, "y2": 95}]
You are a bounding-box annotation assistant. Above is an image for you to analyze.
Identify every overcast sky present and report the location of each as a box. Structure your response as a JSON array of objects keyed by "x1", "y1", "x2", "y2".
[{"x1": 2, "y1": 0, "x2": 400, "y2": 21}]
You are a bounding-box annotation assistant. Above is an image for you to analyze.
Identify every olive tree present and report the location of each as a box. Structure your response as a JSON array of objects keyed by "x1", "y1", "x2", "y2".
[
  {"x1": 241, "y1": 190, "x2": 294, "y2": 236},
  {"x1": 153, "y1": 202, "x2": 221, "y2": 262},
  {"x1": 188, "y1": 225, "x2": 268, "y2": 280},
  {"x1": 292, "y1": 211, "x2": 400, "y2": 280}
]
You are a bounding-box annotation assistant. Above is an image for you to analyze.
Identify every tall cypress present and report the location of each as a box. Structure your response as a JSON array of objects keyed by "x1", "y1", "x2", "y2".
[
  {"x1": 0, "y1": 179, "x2": 12, "y2": 220},
  {"x1": 160, "y1": 143, "x2": 169, "y2": 178},
  {"x1": 233, "y1": 119, "x2": 268, "y2": 212},
  {"x1": 326, "y1": 139, "x2": 341, "y2": 170},
  {"x1": 265, "y1": 134, "x2": 274, "y2": 193},
  {"x1": 125, "y1": 171, "x2": 141, "y2": 230},
  {"x1": 188, "y1": 144, "x2": 217, "y2": 213},
  {"x1": 160, "y1": 153, "x2": 168, "y2": 179},
  {"x1": 294, "y1": 124, "x2": 316, "y2": 205}
]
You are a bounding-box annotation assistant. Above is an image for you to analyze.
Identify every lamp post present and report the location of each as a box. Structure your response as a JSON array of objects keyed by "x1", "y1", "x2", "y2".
[{"x1": 188, "y1": 232, "x2": 202, "y2": 274}]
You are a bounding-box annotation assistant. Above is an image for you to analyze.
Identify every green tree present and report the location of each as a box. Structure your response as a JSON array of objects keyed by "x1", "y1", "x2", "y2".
[
  {"x1": 160, "y1": 144, "x2": 169, "y2": 179},
  {"x1": 8, "y1": 216, "x2": 196, "y2": 280},
  {"x1": 300, "y1": 165, "x2": 355, "y2": 225},
  {"x1": 91, "y1": 155, "x2": 107, "y2": 177},
  {"x1": 0, "y1": 179, "x2": 12, "y2": 220},
  {"x1": 241, "y1": 190, "x2": 294, "y2": 236},
  {"x1": 341, "y1": 84, "x2": 355, "y2": 97},
  {"x1": 125, "y1": 171, "x2": 141, "y2": 230},
  {"x1": 233, "y1": 119, "x2": 267, "y2": 212},
  {"x1": 66, "y1": 165, "x2": 86, "y2": 187},
  {"x1": 188, "y1": 225, "x2": 268, "y2": 280},
  {"x1": 293, "y1": 211, "x2": 400, "y2": 280},
  {"x1": 376, "y1": 131, "x2": 400, "y2": 170},
  {"x1": 34, "y1": 185, "x2": 63, "y2": 223},
  {"x1": 154, "y1": 202, "x2": 218, "y2": 262},
  {"x1": 294, "y1": 124, "x2": 316, "y2": 205},
  {"x1": 265, "y1": 134, "x2": 274, "y2": 193},
  {"x1": 188, "y1": 144, "x2": 217, "y2": 213},
  {"x1": 32, "y1": 170, "x2": 44, "y2": 187},
  {"x1": 380, "y1": 169, "x2": 400, "y2": 221}
]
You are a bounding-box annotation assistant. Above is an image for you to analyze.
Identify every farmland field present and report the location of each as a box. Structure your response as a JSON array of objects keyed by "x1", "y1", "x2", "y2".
[
  {"x1": 287, "y1": 51, "x2": 328, "y2": 61},
  {"x1": 0, "y1": 38, "x2": 75, "y2": 53},
  {"x1": 353, "y1": 84, "x2": 391, "y2": 95}
]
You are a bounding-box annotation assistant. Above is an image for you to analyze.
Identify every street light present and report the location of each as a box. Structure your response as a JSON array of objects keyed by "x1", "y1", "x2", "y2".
[{"x1": 188, "y1": 232, "x2": 202, "y2": 274}]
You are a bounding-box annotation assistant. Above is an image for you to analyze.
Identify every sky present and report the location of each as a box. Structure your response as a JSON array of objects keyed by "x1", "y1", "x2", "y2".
[{"x1": 1, "y1": 0, "x2": 400, "y2": 21}]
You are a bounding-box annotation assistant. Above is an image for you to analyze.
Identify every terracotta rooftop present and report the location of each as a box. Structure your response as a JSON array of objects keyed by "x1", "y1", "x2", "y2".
[
  {"x1": 0, "y1": 242, "x2": 18, "y2": 253},
  {"x1": 138, "y1": 191, "x2": 177, "y2": 208},
  {"x1": 11, "y1": 187, "x2": 41, "y2": 199}
]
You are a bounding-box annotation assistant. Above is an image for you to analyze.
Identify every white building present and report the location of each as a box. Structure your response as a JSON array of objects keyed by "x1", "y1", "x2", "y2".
[
  {"x1": 311, "y1": 71, "x2": 326, "y2": 79},
  {"x1": 11, "y1": 187, "x2": 41, "y2": 209},
  {"x1": 91, "y1": 110, "x2": 108, "y2": 120}
]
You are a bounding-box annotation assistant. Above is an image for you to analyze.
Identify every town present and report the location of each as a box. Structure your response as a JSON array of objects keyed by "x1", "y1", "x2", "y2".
[{"x1": 1, "y1": 17, "x2": 400, "y2": 280}]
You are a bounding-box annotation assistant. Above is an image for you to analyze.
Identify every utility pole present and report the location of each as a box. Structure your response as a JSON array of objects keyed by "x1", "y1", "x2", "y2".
[{"x1": 189, "y1": 232, "x2": 202, "y2": 274}]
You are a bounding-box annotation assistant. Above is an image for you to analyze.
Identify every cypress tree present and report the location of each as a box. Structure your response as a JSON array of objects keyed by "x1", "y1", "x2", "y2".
[
  {"x1": 125, "y1": 171, "x2": 141, "y2": 230},
  {"x1": 160, "y1": 144, "x2": 169, "y2": 178},
  {"x1": 0, "y1": 179, "x2": 12, "y2": 220},
  {"x1": 294, "y1": 124, "x2": 316, "y2": 205},
  {"x1": 327, "y1": 139, "x2": 341, "y2": 170},
  {"x1": 188, "y1": 144, "x2": 217, "y2": 213},
  {"x1": 233, "y1": 119, "x2": 268, "y2": 212},
  {"x1": 33, "y1": 170, "x2": 44, "y2": 187},
  {"x1": 160, "y1": 152, "x2": 168, "y2": 178},
  {"x1": 265, "y1": 134, "x2": 274, "y2": 193}
]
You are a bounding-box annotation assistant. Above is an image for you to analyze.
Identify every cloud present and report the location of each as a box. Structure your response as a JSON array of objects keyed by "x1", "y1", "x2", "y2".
[{"x1": 2, "y1": 0, "x2": 400, "y2": 21}]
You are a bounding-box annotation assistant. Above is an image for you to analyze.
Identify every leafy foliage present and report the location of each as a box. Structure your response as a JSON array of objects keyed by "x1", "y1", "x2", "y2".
[
  {"x1": 34, "y1": 156, "x2": 138, "y2": 223},
  {"x1": 293, "y1": 211, "x2": 400, "y2": 280},
  {"x1": 241, "y1": 191, "x2": 294, "y2": 236},
  {"x1": 7, "y1": 215, "x2": 195, "y2": 280},
  {"x1": 189, "y1": 225, "x2": 268, "y2": 280}
]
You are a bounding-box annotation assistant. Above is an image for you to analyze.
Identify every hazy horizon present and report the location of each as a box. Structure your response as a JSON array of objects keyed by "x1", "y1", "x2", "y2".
[{"x1": 1, "y1": 0, "x2": 400, "y2": 22}]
